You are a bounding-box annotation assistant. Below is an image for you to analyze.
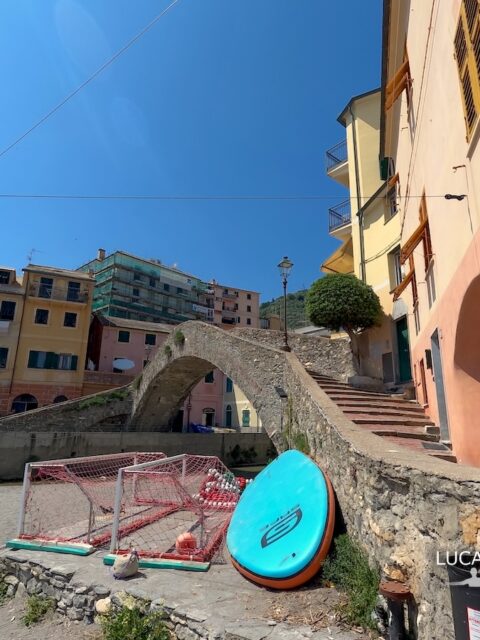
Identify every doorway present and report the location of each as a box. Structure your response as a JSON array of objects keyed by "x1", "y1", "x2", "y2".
[
  {"x1": 171, "y1": 409, "x2": 184, "y2": 433},
  {"x1": 395, "y1": 317, "x2": 412, "y2": 382},
  {"x1": 431, "y1": 329, "x2": 450, "y2": 441}
]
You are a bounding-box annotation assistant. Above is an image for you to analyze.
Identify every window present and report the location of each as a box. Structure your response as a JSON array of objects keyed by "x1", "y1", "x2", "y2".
[
  {"x1": 177, "y1": 287, "x2": 183, "y2": 294},
  {"x1": 149, "y1": 277, "x2": 156, "y2": 288},
  {"x1": 0, "y1": 347, "x2": 8, "y2": 368},
  {"x1": 247, "y1": 293, "x2": 251, "y2": 300},
  {"x1": 67, "y1": 281, "x2": 80, "y2": 301},
  {"x1": 133, "y1": 272, "x2": 142, "y2": 281},
  {"x1": 389, "y1": 247, "x2": 403, "y2": 290},
  {"x1": 247, "y1": 318, "x2": 251, "y2": 325},
  {"x1": 205, "y1": 370, "x2": 214, "y2": 383},
  {"x1": 11, "y1": 394, "x2": 38, "y2": 413},
  {"x1": 132, "y1": 288, "x2": 140, "y2": 297},
  {"x1": 226, "y1": 377, "x2": 233, "y2": 393},
  {"x1": 59, "y1": 354, "x2": 78, "y2": 370},
  {"x1": 64, "y1": 312, "x2": 77, "y2": 328},
  {"x1": 0, "y1": 270, "x2": 10, "y2": 284},
  {"x1": 35, "y1": 309, "x2": 49, "y2": 325},
  {"x1": 247, "y1": 305, "x2": 251, "y2": 312},
  {"x1": 0, "y1": 300, "x2": 16, "y2": 321},
  {"x1": 225, "y1": 404, "x2": 232, "y2": 427},
  {"x1": 237, "y1": 317, "x2": 241, "y2": 323},
  {"x1": 455, "y1": 1, "x2": 480, "y2": 139},
  {"x1": 27, "y1": 351, "x2": 77, "y2": 370},
  {"x1": 118, "y1": 330, "x2": 130, "y2": 343},
  {"x1": 38, "y1": 277, "x2": 53, "y2": 298},
  {"x1": 164, "y1": 283, "x2": 170, "y2": 292},
  {"x1": 145, "y1": 333, "x2": 156, "y2": 346},
  {"x1": 242, "y1": 409, "x2": 251, "y2": 427}
]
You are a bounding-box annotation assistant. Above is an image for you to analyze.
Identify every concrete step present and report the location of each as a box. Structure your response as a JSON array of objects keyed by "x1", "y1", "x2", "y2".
[
  {"x1": 358, "y1": 424, "x2": 439, "y2": 441},
  {"x1": 340, "y1": 404, "x2": 427, "y2": 417},
  {"x1": 348, "y1": 414, "x2": 435, "y2": 427},
  {"x1": 327, "y1": 391, "x2": 419, "y2": 405},
  {"x1": 383, "y1": 436, "x2": 457, "y2": 462}
]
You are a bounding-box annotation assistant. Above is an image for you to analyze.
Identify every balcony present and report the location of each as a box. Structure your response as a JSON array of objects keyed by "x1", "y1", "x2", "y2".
[
  {"x1": 328, "y1": 200, "x2": 351, "y2": 235},
  {"x1": 222, "y1": 291, "x2": 238, "y2": 299},
  {"x1": 325, "y1": 140, "x2": 349, "y2": 187},
  {"x1": 28, "y1": 284, "x2": 89, "y2": 303}
]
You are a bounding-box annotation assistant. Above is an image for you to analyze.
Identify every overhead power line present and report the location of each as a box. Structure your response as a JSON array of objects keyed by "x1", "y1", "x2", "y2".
[
  {"x1": 0, "y1": 0, "x2": 181, "y2": 161},
  {"x1": 0, "y1": 193, "x2": 466, "y2": 201}
]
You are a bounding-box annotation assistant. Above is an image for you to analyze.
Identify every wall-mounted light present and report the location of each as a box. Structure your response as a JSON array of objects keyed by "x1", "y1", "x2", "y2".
[{"x1": 444, "y1": 194, "x2": 466, "y2": 201}]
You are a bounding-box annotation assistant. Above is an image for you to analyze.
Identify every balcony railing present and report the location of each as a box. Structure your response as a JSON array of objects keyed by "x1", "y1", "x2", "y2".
[
  {"x1": 222, "y1": 291, "x2": 238, "y2": 299},
  {"x1": 29, "y1": 284, "x2": 89, "y2": 303},
  {"x1": 326, "y1": 140, "x2": 348, "y2": 172},
  {"x1": 328, "y1": 199, "x2": 351, "y2": 232}
]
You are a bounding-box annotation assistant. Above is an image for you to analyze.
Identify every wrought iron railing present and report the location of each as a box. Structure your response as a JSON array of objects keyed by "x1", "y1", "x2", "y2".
[
  {"x1": 328, "y1": 199, "x2": 351, "y2": 232},
  {"x1": 326, "y1": 140, "x2": 348, "y2": 171}
]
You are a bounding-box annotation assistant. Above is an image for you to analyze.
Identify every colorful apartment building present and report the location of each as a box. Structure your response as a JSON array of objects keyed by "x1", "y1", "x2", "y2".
[
  {"x1": 0, "y1": 265, "x2": 94, "y2": 414},
  {"x1": 78, "y1": 249, "x2": 216, "y2": 325},
  {"x1": 323, "y1": 89, "x2": 407, "y2": 384},
  {"x1": 0, "y1": 267, "x2": 25, "y2": 414},
  {"x1": 78, "y1": 250, "x2": 260, "y2": 330},
  {"x1": 210, "y1": 281, "x2": 260, "y2": 328},
  {"x1": 381, "y1": 0, "x2": 480, "y2": 465}
]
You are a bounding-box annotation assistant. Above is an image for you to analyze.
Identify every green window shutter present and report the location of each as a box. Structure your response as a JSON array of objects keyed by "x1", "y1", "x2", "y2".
[
  {"x1": 45, "y1": 352, "x2": 58, "y2": 369},
  {"x1": 28, "y1": 351, "x2": 39, "y2": 368},
  {"x1": 380, "y1": 157, "x2": 389, "y2": 180},
  {"x1": 70, "y1": 355, "x2": 78, "y2": 371}
]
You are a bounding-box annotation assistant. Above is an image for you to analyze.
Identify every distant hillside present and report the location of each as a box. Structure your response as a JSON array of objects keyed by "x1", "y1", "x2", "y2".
[{"x1": 260, "y1": 289, "x2": 310, "y2": 330}]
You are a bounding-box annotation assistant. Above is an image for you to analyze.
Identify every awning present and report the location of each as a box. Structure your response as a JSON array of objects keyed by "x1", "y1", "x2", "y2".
[{"x1": 321, "y1": 237, "x2": 354, "y2": 274}]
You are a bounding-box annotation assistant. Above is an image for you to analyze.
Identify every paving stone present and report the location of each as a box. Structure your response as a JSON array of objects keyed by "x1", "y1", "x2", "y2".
[{"x1": 225, "y1": 620, "x2": 274, "y2": 640}]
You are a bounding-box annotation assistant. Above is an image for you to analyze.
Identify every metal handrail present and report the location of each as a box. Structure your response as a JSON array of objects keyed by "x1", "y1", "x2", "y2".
[
  {"x1": 326, "y1": 139, "x2": 348, "y2": 171},
  {"x1": 328, "y1": 199, "x2": 351, "y2": 232}
]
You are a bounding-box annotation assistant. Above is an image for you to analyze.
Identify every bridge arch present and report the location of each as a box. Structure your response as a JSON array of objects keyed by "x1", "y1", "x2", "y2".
[{"x1": 129, "y1": 322, "x2": 287, "y2": 439}]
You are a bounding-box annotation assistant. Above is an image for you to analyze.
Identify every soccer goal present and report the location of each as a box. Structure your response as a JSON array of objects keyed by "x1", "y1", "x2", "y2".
[
  {"x1": 104, "y1": 454, "x2": 243, "y2": 571},
  {"x1": 7, "y1": 452, "x2": 166, "y2": 555}
]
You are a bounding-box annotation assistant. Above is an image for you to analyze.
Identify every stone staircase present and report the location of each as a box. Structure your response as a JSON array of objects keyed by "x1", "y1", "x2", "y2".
[{"x1": 307, "y1": 371, "x2": 457, "y2": 463}]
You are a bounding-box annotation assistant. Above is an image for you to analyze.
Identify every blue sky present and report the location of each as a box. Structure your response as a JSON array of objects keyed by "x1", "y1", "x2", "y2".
[{"x1": 0, "y1": 0, "x2": 382, "y2": 300}]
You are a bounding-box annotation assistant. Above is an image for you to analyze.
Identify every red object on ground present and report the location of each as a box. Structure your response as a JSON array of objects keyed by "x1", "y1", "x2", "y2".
[{"x1": 175, "y1": 532, "x2": 197, "y2": 552}]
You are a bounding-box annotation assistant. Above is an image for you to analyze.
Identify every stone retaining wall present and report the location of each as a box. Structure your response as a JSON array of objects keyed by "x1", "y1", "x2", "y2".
[{"x1": 282, "y1": 354, "x2": 480, "y2": 640}]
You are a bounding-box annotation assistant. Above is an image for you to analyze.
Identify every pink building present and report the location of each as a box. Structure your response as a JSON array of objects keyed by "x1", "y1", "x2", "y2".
[{"x1": 85, "y1": 315, "x2": 226, "y2": 429}]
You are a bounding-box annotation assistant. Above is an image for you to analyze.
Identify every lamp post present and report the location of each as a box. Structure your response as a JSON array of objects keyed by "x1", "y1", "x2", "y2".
[{"x1": 277, "y1": 256, "x2": 293, "y2": 352}]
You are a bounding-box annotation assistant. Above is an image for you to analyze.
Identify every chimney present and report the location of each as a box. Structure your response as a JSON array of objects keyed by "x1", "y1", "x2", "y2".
[{"x1": 97, "y1": 248, "x2": 106, "y2": 261}]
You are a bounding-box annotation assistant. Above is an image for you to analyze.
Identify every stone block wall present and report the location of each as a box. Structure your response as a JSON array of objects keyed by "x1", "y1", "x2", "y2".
[{"x1": 282, "y1": 354, "x2": 480, "y2": 640}]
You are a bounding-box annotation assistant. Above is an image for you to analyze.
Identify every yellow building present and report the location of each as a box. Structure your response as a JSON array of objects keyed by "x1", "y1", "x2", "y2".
[
  {"x1": 323, "y1": 89, "x2": 410, "y2": 385},
  {"x1": 2, "y1": 265, "x2": 94, "y2": 414},
  {"x1": 0, "y1": 267, "x2": 25, "y2": 414},
  {"x1": 222, "y1": 375, "x2": 261, "y2": 430}
]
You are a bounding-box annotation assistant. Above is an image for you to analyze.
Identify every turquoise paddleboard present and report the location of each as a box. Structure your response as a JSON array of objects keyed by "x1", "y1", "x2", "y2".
[{"x1": 227, "y1": 449, "x2": 334, "y2": 589}]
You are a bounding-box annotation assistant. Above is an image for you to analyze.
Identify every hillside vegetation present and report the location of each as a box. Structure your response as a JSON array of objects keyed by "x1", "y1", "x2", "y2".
[{"x1": 259, "y1": 289, "x2": 309, "y2": 330}]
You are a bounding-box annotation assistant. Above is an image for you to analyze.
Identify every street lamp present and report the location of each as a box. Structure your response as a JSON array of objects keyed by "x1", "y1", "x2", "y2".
[{"x1": 277, "y1": 256, "x2": 293, "y2": 352}]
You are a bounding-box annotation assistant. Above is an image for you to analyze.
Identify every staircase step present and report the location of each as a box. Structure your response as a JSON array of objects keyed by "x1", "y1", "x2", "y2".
[
  {"x1": 348, "y1": 414, "x2": 435, "y2": 427},
  {"x1": 340, "y1": 404, "x2": 427, "y2": 417},
  {"x1": 359, "y1": 424, "x2": 439, "y2": 441},
  {"x1": 382, "y1": 436, "x2": 457, "y2": 462},
  {"x1": 327, "y1": 391, "x2": 418, "y2": 405}
]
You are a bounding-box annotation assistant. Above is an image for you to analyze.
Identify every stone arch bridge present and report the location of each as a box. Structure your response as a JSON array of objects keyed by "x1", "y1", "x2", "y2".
[{"x1": 2, "y1": 322, "x2": 480, "y2": 637}]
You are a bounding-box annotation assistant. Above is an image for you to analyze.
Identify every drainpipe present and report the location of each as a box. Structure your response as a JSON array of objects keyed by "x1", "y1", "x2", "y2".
[{"x1": 348, "y1": 104, "x2": 366, "y2": 282}]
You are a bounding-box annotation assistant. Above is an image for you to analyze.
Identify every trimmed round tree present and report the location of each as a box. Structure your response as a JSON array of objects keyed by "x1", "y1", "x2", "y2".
[{"x1": 306, "y1": 274, "x2": 383, "y2": 370}]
